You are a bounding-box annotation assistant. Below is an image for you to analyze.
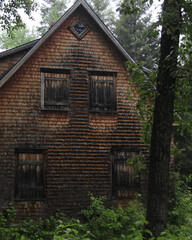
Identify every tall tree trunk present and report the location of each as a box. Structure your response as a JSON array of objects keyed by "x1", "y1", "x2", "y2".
[{"x1": 145, "y1": 0, "x2": 181, "y2": 238}]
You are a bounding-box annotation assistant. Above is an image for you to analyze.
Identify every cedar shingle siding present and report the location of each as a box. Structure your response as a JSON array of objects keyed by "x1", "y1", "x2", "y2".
[{"x1": 0, "y1": 1, "x2": 147, "y2": 220}]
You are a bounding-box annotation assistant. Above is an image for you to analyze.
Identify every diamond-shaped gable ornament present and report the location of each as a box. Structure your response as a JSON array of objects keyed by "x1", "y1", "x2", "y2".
[
  {"x1": 73, "y1": 21, "x2": 87, "y2": 36},
  {"x1": 69, "y1": 19, "x2": 90, "y2": 40}
]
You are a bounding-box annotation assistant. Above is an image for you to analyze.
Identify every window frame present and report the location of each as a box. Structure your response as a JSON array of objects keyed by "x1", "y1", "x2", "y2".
[
  {"x1": 41, "y1": 67, "x2": 71, "y2": 111},
  {"x1": 89, "y1": 70, "x2": 117, "y2": 113},
  {"x1": 14, "y1": 148, "x2": 46, "y2": 201}
]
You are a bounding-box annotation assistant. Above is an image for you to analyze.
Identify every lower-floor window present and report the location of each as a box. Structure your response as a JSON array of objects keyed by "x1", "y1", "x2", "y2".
[
  {"x1": 111, "y1": 149, "x2": 140, "y2": 198},
  {"x1": 15, "y1": 149, "x2": 45, "y2": 200}
]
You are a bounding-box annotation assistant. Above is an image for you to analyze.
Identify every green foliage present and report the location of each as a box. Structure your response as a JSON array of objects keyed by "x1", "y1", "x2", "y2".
[
  {"x1": 38, "y1": 0, "x2": 69, "y2": 35},
  {"x1": 0, "y1": 0, "x2": 37, "y2": 33},
  {"x1": 119, "y1": 0, "x2": 141, "y2": 15},
  {"x1": 174, "y1": 131, "x2": 192, "y2": 175},
  {"x1": 167, "y1": 0, "x2": 192, "y2": 176},
  {"x1": 53, "y1": 218, "x2": 92, "y2": 240},
  {"x1": 82, "y1": 195, "x2": 123, "y2": 239},
  {"x1": 86, "y1": 0, "x2": 116, "y2": 32},
  {"x1": 116, "y1": 0, "x2": 160, "y2": 69},
  {"x1": 82, "y1": 194, "x2": 147, "y2": 240},
  {"x1": 1, "y1": 192, "x2": 192, "y2": 239},
  {"x1": 0, "y1": 203, "x2": 19, "y2": 240},
  {"x1": 123, "y1": 1, "x2": 192, "y2": 236},
  {"x1": 174, "y1": 35, "x2": 192, "y2": 135},
  {"x1": 0, "y1": 205, "x2": 91, "y2": 240},
  {"x1": 0, "y1": 27, "x2": 37, "y2": 50},
  {"x1": 122, "y1": 0, "x2": 192, "y2": 176},
  {"x1": 126, "y1": 61, "x2": 156, "y2": 145},
  {"x1": 151, "y1": 174, "x2": 192, "y2": 240},
  {"x1": 0, "y1": 203, "x2": 16, "y2": 228},
  {"x1": 127, "y1": 154, "x2": 147, "y2": 176},
  {"x1": 0, "y1": 206, "x2": 62, "y2": 240},
  {"x1": 168, "y1": 174, "x2": 192, "y2": 228},
  {"x1": 120, "y1": 0, "x2": 192, "y2": 142}
]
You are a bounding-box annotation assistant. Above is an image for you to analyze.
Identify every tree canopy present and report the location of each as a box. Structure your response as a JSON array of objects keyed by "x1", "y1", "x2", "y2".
[
  {"x1": 0, "y1": 27, "x2": 37, "y2": 50},
  {"x1": 0, "y1": 0, "x2": 37, "y2": 32},
  {"x1": 38, "y1": 0, "x2": 69, "y2": 35},
  {"x1": 86, "y1": 0, "x2": 116, "y2": 31},
  {"x1": 116, "y1": 0, "x2": 160, "y2": 69}
]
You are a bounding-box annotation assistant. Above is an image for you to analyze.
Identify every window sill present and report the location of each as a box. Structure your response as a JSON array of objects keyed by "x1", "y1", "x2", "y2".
[
  {"x1": 41, "y1": 108, "x2": 69, "y2": 112},
  {"x1": 111, "y1": 196, "x2": 137, "y2": 200},
  {"x1": 89, "y1": 110, "x2": 116, "y2": 114},
  {"x1": 14, "y1": 198, "x2": 46, "y2": 202}
]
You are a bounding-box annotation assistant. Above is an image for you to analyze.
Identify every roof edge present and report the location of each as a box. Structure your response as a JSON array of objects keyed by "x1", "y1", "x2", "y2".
[{"x1": 0, "y1": 39, "x2": 39, "y2": 59}]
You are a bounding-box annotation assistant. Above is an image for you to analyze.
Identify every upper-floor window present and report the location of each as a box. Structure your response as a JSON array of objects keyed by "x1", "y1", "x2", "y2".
[
  {"x1": 41, "y1": 67, "x2": 70, "y2": 110},
  {"x1": 15, "y1": 149, "x2": 46, "y2": 200},
  {"x1": 89, "y1": 70, "x2": 116, "y2": 112}
]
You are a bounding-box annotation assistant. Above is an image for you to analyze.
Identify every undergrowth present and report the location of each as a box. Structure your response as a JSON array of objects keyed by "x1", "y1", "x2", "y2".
[{"x1": 1, "y1": 178, "x2": 192, "y2": 240}]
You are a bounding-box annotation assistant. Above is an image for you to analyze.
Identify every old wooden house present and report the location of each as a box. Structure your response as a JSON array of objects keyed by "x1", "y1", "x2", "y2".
[{"x1": 0, "y1": 0, "x2": 147, "y2": 220}]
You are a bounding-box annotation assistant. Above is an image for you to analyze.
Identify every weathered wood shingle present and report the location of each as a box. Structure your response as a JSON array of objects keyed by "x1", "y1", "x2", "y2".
[{"x1": 0, "y1": 0, "x2": 147, "y2": 220}]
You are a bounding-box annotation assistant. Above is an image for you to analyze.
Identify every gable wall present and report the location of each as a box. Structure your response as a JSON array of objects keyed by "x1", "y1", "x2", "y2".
[{"x1": 0, "y1": 7, "x2": 146, "y2": 220}]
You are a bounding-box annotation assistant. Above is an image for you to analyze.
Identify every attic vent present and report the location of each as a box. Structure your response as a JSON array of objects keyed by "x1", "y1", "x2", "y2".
[{"x1": 70, "y1": 19, "x2": 90, "y2": 40}]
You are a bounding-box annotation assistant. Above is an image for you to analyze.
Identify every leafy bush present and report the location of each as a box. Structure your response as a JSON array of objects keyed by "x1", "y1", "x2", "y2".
[
  {"x1": 169, "y1": 174, "x2": 192, "y2": 228},
  {"x1": 0, "y1": 207, "x2": 63, "y2": 240},
  {"x1": 166, "y1": 173, "x2": 192, "y2": 239},
  {"x1": 0, "y1": 205, "x2": 91, "y2": 240},
  {"x1": 1, "y1": 188, "x2": 192, "y2": 240},
  {"x1": 53, "y1": 218, "x2": 92, "y2": 240},
  {"x1": 82, "y1": 194, "x2": 147, "y2": 240}
]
